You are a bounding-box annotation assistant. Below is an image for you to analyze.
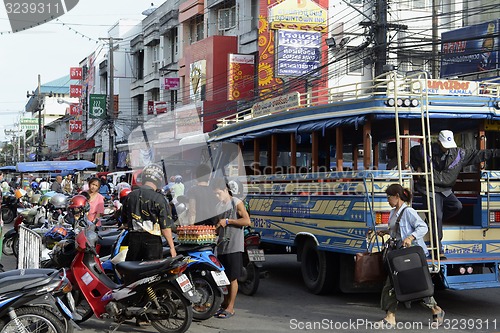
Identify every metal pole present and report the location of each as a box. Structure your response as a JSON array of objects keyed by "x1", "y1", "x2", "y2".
[
  {"x1": 23, "y1": 130, "x2": 26, "y2": 162},
  {"x1": 107, "y1": 38, "x2": 115, "y2": 171},
  {"x1": 37, "y1": 74, "x2": 42, "y2": 161},
  {"x1": 374, "y1": 0, "x2": 387, "y2": 77},
  {"x1": 431, "y1": 0, "x2": 439, "y2": 79}
]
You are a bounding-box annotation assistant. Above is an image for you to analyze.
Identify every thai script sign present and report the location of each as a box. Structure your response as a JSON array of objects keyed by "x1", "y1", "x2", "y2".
[
  {"x1": 252, "y1": 92, "x2": 300, "y2": 117},
  {"x1": 162, "y1": 78, "x2": 180, "y2": 90},
  {"x1": 424, "y1": 79, "x2": 479, "y2": 95},
  {"x1": 228, "y1": 54, "x2": 255, "y2": 101},
  {"x1": 20, "y1": 118, "x2": 38, "y2": 131},
  {"x1": 276, "y1": 30, "x2": 321, "y2": 77},
  {"x1": 268, "y1": 0, "x2": 328, "y2": 32},
  {"x1": 441, "y1": 20, "x2": 499, "y2": 77},
  {"x1": 69, "y1": 120, "x2": 82, "y2": 133},
  {"x1": 70, "y1": 67, "x2": 82, "y2": 80},
  {"x1": 69, "y1": 84, "x2": 82, "y2": 98}
]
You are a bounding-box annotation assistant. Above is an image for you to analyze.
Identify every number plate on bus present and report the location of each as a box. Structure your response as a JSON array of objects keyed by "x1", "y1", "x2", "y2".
[
  {"x1": 211, "y1": 271, "x2": 230, "y2": 286},
  {"x1": 247, "y1": 249, "x2": 265, "y2": 262},
  {"x1": 176, "y1": 274, "x2": 193, "y2": 292}
]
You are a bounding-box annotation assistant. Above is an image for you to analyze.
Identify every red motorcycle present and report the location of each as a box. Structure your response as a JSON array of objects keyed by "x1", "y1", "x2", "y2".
[{"x1": 68, "y1": 226, "x2": 196, "y2": 333}]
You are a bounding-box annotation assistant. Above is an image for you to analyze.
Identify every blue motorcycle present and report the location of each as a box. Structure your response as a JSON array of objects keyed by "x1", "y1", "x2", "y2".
[{"x1": 101, "y1": 230, "x2": 229, "y2": 321}]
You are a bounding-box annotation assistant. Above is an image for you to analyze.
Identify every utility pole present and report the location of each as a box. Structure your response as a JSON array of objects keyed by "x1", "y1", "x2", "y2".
[
  {"x1": 37, "y1": 74, "x2": 42, "y2": 161},
  {"x1": 369, "y1": 0, "x2": 408, "y2": 77},
  {"x1": 100, "y1": 37, "x2": 122, "y2": 172},
  {"x1": 431, "y1": 0, "x2": 439, "y2": 79},
  {"x1": 374, "y1": 0, "x2": 388, "y2": 78}
]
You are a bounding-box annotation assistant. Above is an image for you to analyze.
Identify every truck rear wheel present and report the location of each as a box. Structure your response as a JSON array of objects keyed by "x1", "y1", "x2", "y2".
[{"x1": 300, "y1": 239, "x2": 334, "y2": 294}]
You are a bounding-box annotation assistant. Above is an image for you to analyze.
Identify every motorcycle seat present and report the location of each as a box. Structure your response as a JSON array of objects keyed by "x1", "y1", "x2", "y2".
[
  {"x1": 115, "y1": 256, "x2": 183, "y2": 284},
  {"x1": 175, "y1": 244, "x2": 215, "y2": 253},
  {"x1": 0, "y1": 269, "x2": 58, "y2": 294}
]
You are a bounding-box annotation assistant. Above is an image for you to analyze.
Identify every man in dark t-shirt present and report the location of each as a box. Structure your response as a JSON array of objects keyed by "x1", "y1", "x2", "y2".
[{"x1": 188, "y1": 164, "x2": 219, "y2": 225}]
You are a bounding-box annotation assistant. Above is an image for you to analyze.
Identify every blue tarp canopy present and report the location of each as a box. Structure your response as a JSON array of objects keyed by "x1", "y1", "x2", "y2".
[
  {"x1": 16, "y1": 161, "x2": 97, "y2": 173},
  {"x1": 0, "y1": 166, "x2": 16, "y2": 171}
]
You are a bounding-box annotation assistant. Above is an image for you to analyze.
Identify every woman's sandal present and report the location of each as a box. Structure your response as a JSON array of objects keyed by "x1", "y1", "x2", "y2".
[
  {"x1": 432, "y1": 310, "x2": 445, "y2": 327},
  {"x1": 375, "y1": 319, "x2": 395, "y2": 329}
]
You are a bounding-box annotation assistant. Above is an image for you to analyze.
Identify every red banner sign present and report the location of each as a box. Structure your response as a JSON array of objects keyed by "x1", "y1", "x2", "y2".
[
  {"x1": 148, "y1": 101, "x2": 168, "y2": 115},
  {"x1": 69, "y1": 120, "x2": 83, "y2": 133},
  {"x1": 69, "y1": 104, "x2": 82, "y2": 116},
  {"x1": 228, "y1": 54, "x2": 255, "y2": 100},
  {"x1": 70, "y1": 85, "x2": 82, "y2": 98},
  {"x1": 147, "y1": 100, "x2": 154, "y2": 115},
  {"x1": 70, "y1": 67, "x2": 83, "y2": 80}
]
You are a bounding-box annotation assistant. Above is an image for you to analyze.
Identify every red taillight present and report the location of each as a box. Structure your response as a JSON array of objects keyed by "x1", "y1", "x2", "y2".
[
  {"x1": 245, "y1": 235, "x2": 260, "y2": 246},
  {"x1": 209, "y1": 255, "x2": 223, "y2": 268},
  {"x1": 168, "y1": 262, "x2": 188, "y2": 275},
  {"x1": 376, "y1": 212, "x2": 390, "y2": 224}
]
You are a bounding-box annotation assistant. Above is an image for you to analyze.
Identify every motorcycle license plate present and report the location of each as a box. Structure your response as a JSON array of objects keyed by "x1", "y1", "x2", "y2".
[
  {"x1": 247, "y1": 249, "x2": 265, "y2": 262},
  {"x1": 211, "y1": 271, "x2": 230, "y2": 286},
  {"x1": 176, "y1": 274, "x2": 193, "y2": 292}
]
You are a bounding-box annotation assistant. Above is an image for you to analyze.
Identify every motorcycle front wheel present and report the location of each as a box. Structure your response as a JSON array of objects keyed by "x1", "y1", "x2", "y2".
[
  {"x1": 238, "y1": 262, "x2": 260, "y2": 296},
  {"x1": 150, "y1": 283, "x2": 193, "y2": 333},
  {"x1": 1, "y1": 208, "x2": 14, "y2": 225},
  {"x1": 2, "y1": 237, "x2": 14, "y2": 256},
  {"x1": 191, "y1": 275, "x2": 223, "y2": 320},
  {"x1": 0, "y1": 306, "x2": 66, "y2": 333}
]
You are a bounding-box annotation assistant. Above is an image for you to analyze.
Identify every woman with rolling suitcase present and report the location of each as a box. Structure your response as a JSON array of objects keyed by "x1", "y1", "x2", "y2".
[{"x1": 376, "y1": 184, "x2": 445, "y2": 329}]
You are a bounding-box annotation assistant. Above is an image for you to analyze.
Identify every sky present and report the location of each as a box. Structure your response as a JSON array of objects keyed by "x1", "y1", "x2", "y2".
[{"x1": 0, "y1": 0, "x2": 155, "y2": 142}]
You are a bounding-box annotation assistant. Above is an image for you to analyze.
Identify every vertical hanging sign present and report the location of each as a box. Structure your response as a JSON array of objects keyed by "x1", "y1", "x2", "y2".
[
  {"x1": 69, "y1": 120, "x2": 83, "y2": 133},
  {"x1": 70, "y1": 84, "x2": 82, "y2": 98},
  {"x1": 228, "y1": 54, "x2": 255, "y2": 100},
  {"x1": 70, "y1": 67, "x2": 83, "y2": 80},
  {"x1": 69, "y1": 104, "x2": 82, "y2": 116},
  {"x1": 89, "y1": 94, "x2": 107, "y2": 119}
]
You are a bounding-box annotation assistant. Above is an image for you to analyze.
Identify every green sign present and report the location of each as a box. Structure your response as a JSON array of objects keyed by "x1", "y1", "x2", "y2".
[
  {"x1": 20, "y1": 118, "x2": 38, "y2": 130},
  {"x1": 89, "y1": 94, "x2": 107, "y2": 119}
]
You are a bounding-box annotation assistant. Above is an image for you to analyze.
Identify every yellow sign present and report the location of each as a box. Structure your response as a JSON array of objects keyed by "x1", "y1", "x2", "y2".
[
  {"x1": 268, "y1": 0, "x2": 328, "y2": 32},
  {"x1": 485, "y1": 119, "x2": 500, "y2": 131}
]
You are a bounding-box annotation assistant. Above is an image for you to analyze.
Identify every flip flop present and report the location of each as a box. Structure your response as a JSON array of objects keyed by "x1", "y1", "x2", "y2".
[
  {"x1": 214, "y1": 307, "x2": 225, "y2": 316},
  {"x1": 375, "y1": 318, "x2": 395, "y2": 329},
  {"x1": 433, "y1": 310, "x2": 445, "y2": 327},
  {"x1": 215, "y1": 310, "x2": 235, "y2": 319}
]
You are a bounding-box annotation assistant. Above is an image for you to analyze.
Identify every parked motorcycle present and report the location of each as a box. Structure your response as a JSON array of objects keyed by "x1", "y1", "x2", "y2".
[
  {"x1": 101, "y1": 229, "x2": 229, "y2": 321},
  {"x1": 174, "y1": 243, "x2": 229, "y2": 320},
  {"x1": 2, "y1": 205, "x2": 46, "y2": 257},
  {"x1": 238, "y1": 227, "x2": 267, "y2": 296},
  {"x1": 0, "y1": 268, "x2": 77, "y2": 333},
  {"x1": 69, "y1": 225, "x2": 195, "y2": 333},
  {"x1": 1, "y1": 192, "x2": 18, "y2": 224}
]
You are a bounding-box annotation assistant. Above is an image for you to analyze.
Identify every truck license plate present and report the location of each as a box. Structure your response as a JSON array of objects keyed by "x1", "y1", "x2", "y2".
[
  {"x1": 247, "y1": 249, "x2": 265, "y2": 262},
  {"x1": 176, "y1": 274, "x2": 193, "y2": 292},
  {"x1": 211, "y1": 271, "x2": 230, "y2": 286}
]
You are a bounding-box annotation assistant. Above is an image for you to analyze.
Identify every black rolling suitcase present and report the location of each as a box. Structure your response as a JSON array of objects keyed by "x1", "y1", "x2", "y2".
[{"x1": 386, "y1": 246, "x2": 434, "y2": 303}]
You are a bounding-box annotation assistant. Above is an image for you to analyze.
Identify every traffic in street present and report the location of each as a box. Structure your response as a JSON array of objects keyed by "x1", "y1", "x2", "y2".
[{"x1": 2, "y1": 232, "x2": 499, "y2": 333}]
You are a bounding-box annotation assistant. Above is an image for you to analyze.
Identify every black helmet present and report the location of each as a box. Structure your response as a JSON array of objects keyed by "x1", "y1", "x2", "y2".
[
  {"x1": 142, "y1": 164, "x2": 165, "y2": 188},
  {"x1": 119, "y1": 175, "x2": 127, "y2": 182},
  {"x1": 50, "y1": 239, "x2": 76, "y2": 268}
]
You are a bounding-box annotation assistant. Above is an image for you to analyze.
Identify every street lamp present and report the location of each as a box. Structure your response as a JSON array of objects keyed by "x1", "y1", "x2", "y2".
[{"x1": 26, "y1": 74, "x2": 52, "y2": 161}]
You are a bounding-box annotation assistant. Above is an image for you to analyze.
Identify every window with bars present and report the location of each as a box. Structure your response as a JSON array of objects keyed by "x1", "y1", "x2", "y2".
[
  {"x1": 218, "y1": 6, "x2": 236, "y2": 31},
  {"x1": 189, "y1": 15, "x2": 204, "y2": 43}
]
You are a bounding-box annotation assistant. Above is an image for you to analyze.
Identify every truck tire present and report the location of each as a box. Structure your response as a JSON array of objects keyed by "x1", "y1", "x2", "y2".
[{"x1": 300, "y1": 239, "x2": 334, "y2": 294}]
